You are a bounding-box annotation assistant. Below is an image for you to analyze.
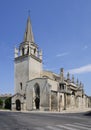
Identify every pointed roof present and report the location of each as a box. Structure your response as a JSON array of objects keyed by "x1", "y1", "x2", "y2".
[{"x1": 24, "y1": 16, "x2": 34, "y2": 42}]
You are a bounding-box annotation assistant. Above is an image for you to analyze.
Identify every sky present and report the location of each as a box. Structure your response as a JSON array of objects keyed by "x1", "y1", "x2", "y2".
[{"x1": 0, "y1": 0, "x2": 91, "y2": 96}]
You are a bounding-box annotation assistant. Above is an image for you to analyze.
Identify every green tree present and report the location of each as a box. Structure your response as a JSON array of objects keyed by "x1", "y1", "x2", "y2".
[
  {"x1": 4, "y1": 97, "x2": 11, "y2": 109},
  {"x1": 0, "y1": 98, "x2": 3, "y2": 108}
]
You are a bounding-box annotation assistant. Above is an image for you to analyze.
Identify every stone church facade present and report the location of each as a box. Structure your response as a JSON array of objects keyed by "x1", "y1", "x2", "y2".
[{"x1": 12, "y1": 16, "x2": 89, "y2": 111}]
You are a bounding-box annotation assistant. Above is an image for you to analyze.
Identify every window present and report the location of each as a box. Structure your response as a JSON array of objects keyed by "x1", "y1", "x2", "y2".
[
  {"x1": 24, "y1": 94, "x2": 26, "y2": 99},
  {"x1": 27, "y1": 46, "x2": 29, "y2": 55},
  {"x1": 34, "y1": 48, "x2": 36, "y2": 54},
  {"x1": 20, "y1": 82, "x2": 22, "y2": 90},
  {"x1": 59, "y1": 83, "x2": 66, "y2": 90},
  {"x1": 22, "y1": 48, "x2": 24, "y2": 56},
  {"x1": 72, "y1": 91, "x2": 75, "y2": 96},
  {"x1": 62, "y1": 84, "x2": 64, "y2": 90},
  {"x1": 59, "y1": 84, "x2": 64, "y2": 90}
]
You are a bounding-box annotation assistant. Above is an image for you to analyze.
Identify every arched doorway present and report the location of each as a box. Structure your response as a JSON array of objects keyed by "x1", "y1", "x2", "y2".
[
  {"x1": 34, "y1": 83, "x2": 40, "y2": 109},
  {"x1": 16, "y1": 99, "x2": 21, "y2": 111}
]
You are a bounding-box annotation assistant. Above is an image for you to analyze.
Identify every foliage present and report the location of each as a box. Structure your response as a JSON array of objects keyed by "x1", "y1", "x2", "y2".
[
  {"x1": 0, "y1": 98, "x2": 3, "y2": 108},
  {"x1": 4, "y1": 97, "x2": 11, "y2": 110}
]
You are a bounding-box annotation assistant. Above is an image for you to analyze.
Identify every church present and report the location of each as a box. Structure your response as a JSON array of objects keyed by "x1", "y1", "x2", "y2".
[{"x1": 12, "y1": 16, "x2": 89, "y2": 111}]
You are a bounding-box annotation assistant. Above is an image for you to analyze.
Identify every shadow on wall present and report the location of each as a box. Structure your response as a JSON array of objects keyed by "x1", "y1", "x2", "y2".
[{"x1": 84, "y1": 111, "x2": 91, "y2": 116}]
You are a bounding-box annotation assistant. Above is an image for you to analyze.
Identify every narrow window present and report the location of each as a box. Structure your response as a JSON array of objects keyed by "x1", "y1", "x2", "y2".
[
  {"x1": 62, "y1": 84, "x2": 64, "y2": 90},
  {"x1": 22, "y1": 48, "x2": 24, "y2": 56},
  {"x1": 24, "y1": 94, "x2": 26, "y2": 99},
  {"x1": 59, "y1": 83, "x2": 65, "y2": 90},
  {"x1": 34, "y1": 48, "x2": 36, "y2": 54},
  {"x1": 27, "y1": 46, "x2": 29, "y2": 55},
  {"x1": 20, "y1": 82, "x2": 22, "y2": 90}
]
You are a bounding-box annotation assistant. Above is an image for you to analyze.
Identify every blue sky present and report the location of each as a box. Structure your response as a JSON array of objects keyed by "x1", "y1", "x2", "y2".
[{"x1": 0, "y1": 0, "x2": 91, "y2": 96}]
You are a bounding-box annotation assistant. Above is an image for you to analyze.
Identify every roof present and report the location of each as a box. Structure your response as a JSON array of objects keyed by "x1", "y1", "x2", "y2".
[
  {"x1": 23, "y1": 16, "x2": 34, "y2": 43},
  {"x1": 12, "y1": 93, "x2": 24, "y2": 98}
]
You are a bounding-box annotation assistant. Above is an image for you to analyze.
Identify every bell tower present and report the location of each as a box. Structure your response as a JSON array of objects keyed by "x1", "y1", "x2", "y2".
[{"x1": 14, "y1": 16, "x2": 42, "y2": 94}]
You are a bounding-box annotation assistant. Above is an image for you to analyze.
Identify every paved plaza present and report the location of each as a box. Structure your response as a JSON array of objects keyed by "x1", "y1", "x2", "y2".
[{"x1": 0, "y1": 110, "x2": 91, "y2": 130}]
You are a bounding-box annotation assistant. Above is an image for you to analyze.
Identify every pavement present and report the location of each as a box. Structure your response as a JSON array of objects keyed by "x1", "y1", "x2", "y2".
[{"x1": 0, "y1": 110, "x2": 91, "y2": 130}]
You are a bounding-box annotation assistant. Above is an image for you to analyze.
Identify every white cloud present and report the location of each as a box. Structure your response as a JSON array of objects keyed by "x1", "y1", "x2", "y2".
[
  {"x1": 56, "y1": 52, "x2": 69, "y2": 57},
  {"x1": 68, "y1": 64, "x2": 91, "y2": 74}
]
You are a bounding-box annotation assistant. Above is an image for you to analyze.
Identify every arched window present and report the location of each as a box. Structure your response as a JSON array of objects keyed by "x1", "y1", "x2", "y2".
[
  {"x1": 34, "y1": 48, "x2": 36, "y2": 54},
  {"x1": 22, "y1": 48, "x2": 24, "y2": 56}
]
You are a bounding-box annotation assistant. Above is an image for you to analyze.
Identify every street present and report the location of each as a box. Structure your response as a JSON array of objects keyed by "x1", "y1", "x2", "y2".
[{"x1": 0, "y1": 111, "x2": 91, "y2": 130}]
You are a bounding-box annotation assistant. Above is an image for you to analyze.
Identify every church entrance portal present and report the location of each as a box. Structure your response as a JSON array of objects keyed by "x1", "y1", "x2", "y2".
[
  {"x1": 35, "y1": 97, "x2": 40, "y2": 109},
  {"x1": 16, "y1": 99, "x2": 21, "y2": 111},
  {"x1": 34, "y1": 83, "x2": 40, "y2": 109}
]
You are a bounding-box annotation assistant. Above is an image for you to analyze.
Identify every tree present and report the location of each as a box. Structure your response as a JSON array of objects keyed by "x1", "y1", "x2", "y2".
[
  {"x1": 0, "y1": 98, "x2": 3, "y2": 108},
  {"x1": 4, "y1": 97, "x2": 11, "y2": 109}
]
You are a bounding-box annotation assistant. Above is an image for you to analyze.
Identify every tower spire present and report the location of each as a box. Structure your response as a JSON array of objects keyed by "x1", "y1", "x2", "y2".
[{"x1": 24, "y1": 15, "x2": 34, "y2": 43}]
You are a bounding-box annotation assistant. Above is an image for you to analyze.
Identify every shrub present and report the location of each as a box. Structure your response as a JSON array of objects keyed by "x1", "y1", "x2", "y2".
[
  {"x1": 0, "y1": 98, "x2": 3, "y2": 108},
  {"x1": 4, "y1": 97, "x2": 11, "y2": 109}
]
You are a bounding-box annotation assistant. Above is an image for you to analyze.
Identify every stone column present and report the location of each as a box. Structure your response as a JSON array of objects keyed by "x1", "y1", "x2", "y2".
[
  {"x1": 64, "y1": 93, "x2": 66, "y2": 110},
  {"x1": 32, "y1": 87, "x2": 36, "y2": 109}
]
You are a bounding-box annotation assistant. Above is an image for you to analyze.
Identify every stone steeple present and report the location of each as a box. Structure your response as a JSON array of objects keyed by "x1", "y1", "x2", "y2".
[
  {"x1": 23, "y1": 16, "x2": 34, "y2": 43},
  {"x1": 15, "y1": 16, "x2": 42, "y2": 60},
  {"x1": 14, "y1": 16, "x2": 43, "y2": 95}
]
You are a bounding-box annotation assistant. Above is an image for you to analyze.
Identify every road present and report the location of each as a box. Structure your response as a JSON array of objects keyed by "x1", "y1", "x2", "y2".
[{"x1": 0, "y1": 111, "x2": 91, "y2": 130}]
